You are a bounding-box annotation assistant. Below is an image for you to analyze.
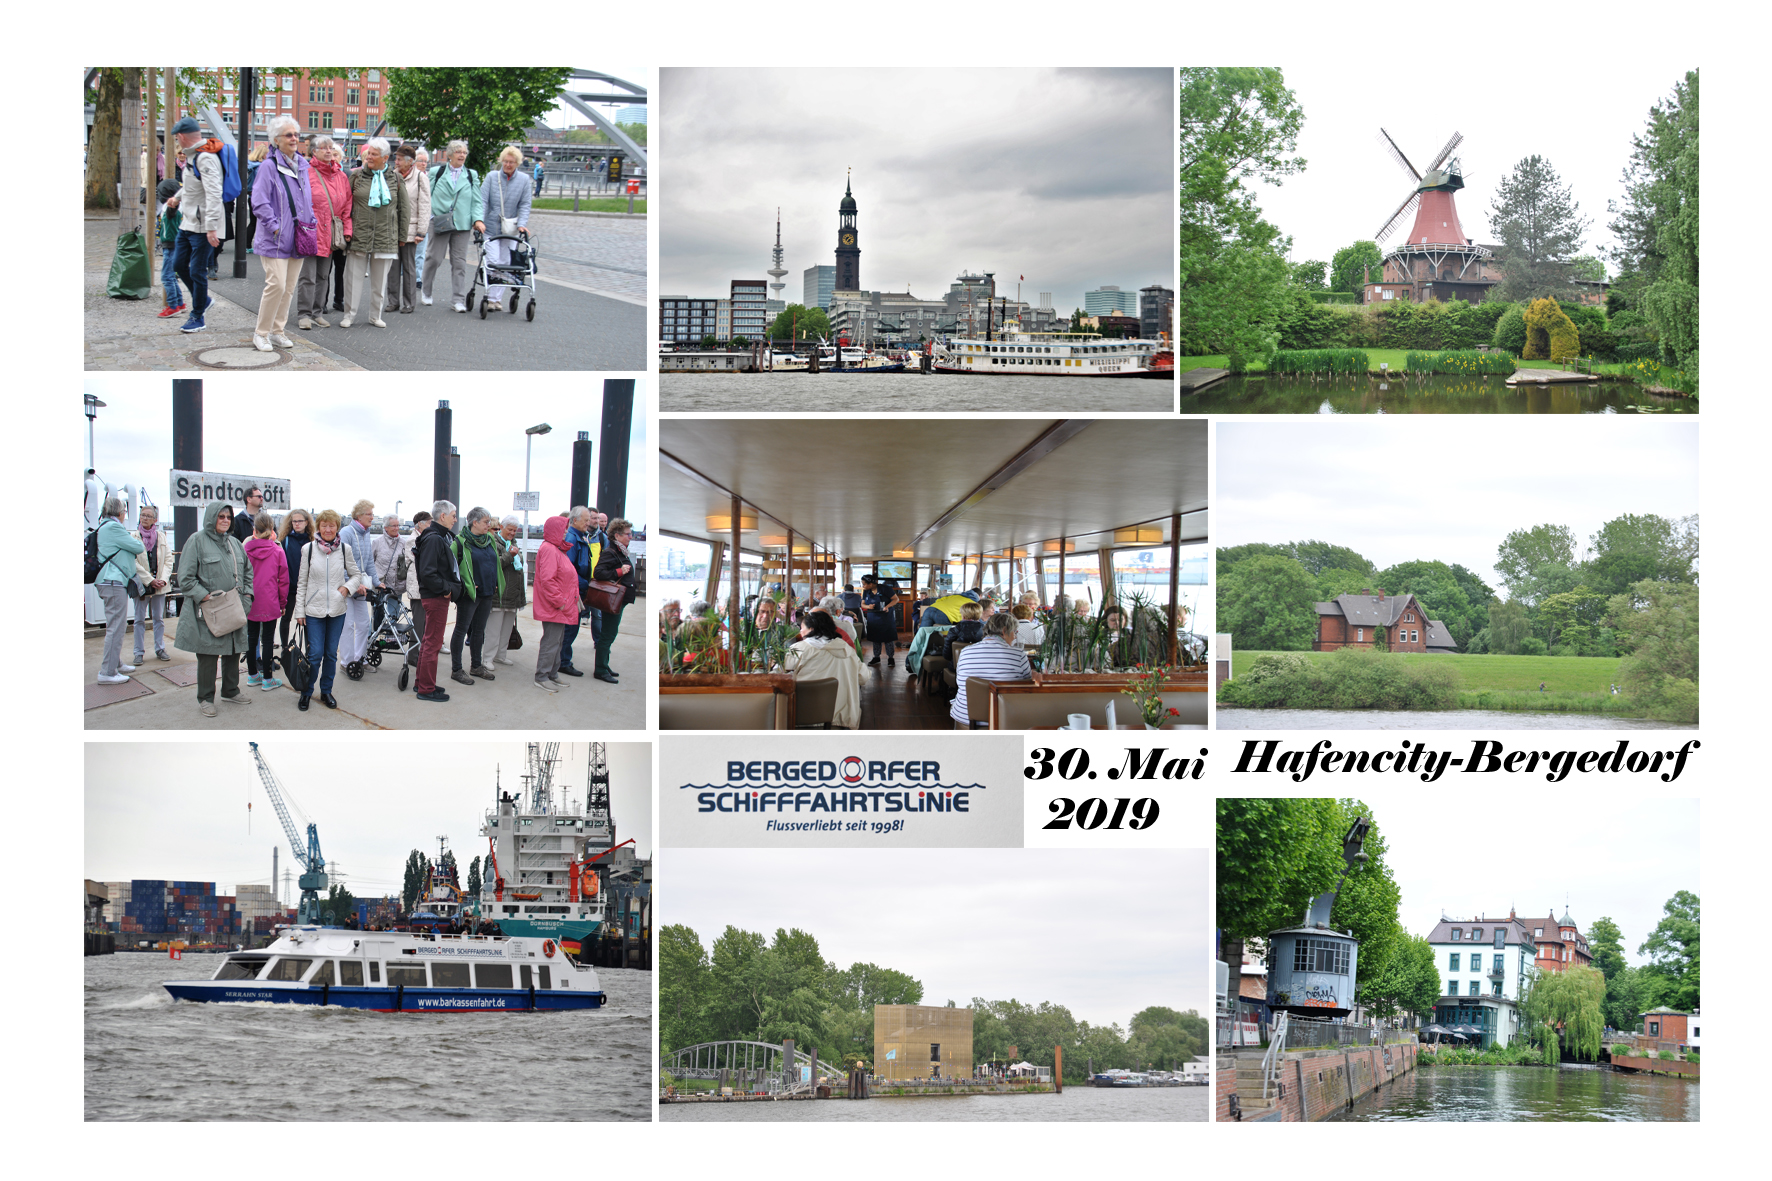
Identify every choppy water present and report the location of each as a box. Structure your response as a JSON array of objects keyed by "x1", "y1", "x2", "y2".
[
  {"x1": 86, "y1": 953, "x2": 652, "y2": 1121},
  {"x1": 1183, "y1": 374, "x2": 1696, "y2": 414},
  {"x1": 661, "y1": 1083, "x2": 1205, "y2": 1121},
  {"x1": 1216, "y1": 708, "x2": 1695, "y2": 730},
  {"x1": 1330, "y1": 1064, "x2": 1698, "y2": 1121},
  {"x1": 661, "y1": 373, "x2": 1175, "y2": 413}
]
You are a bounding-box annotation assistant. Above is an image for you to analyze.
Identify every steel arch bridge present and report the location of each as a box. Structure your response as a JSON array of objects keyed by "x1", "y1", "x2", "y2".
[{"x1": 667, "y1": 1041, "x2": 848, "y2": 1095}]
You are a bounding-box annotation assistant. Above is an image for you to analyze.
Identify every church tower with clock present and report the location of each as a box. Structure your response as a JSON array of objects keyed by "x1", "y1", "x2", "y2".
[{"x1": 834, "y1": 172, "x2": 861, "y2": 291}]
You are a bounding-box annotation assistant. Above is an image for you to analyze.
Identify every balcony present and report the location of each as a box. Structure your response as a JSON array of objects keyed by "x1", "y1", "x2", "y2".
[{"x1": 1489, "y1": 966, "x2": 1506, "y2": 979}]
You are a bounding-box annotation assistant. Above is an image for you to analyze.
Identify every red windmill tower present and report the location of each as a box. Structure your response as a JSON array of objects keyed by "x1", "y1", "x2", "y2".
[{"x1": 1366, "y1": 129, "x2": 1500, "y2": 306}]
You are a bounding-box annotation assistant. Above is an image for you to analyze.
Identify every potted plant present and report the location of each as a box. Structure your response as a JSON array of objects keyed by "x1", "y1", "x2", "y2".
[{"x1": 1122, "y1": 664, "x2": 1182, "y2": 729}]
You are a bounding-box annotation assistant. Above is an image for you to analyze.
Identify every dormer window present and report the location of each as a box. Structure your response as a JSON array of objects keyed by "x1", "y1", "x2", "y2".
[{"x1": 1473, "y1": 929, "x2": 1483, "y2": 941}]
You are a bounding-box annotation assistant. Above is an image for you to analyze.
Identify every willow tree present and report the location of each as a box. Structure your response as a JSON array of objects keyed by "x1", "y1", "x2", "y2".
[{"x1": 1523, "y1": 965, "x2": 1606, "y2": 1061}]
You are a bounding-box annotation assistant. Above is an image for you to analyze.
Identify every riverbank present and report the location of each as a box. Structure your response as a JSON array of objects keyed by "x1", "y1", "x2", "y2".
[
  {"x1": 1327, "y1": 1062, "x2": 1698, "y2": 1121},
  {"x1": 1219, "y1": 1041, "x2": 1421, "y2": 1123}
]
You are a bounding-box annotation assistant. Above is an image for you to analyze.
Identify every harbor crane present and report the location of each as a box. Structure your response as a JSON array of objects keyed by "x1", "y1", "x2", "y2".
[{"x1": 248, "y1": 742, "x2": 330, "y2": 925}]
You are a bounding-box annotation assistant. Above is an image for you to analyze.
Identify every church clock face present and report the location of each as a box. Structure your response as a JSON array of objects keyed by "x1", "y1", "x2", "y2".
[{"x1": 842, "y1": 233, "x2": 855, "y2": 245}]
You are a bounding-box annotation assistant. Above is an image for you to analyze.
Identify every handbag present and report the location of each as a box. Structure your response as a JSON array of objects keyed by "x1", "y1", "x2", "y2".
[
  {"x1": 507, "y1": 625, "x2": 524, "y2": 651},
  {"x1": 284, "y1": 615, "x2": 311, "y2": 695},
  {"x1": 429, "y1": 166, "x2": 475, "y2": 236},
  {"x1": 585, "y1": 580, "x2": 626, "y2": 615},
  {"x1": 497, "y1": 171, "x2": 516, "y2": 236},
  {"x1": 198, "y1": 538, "x2": 248, "y2": 636}
]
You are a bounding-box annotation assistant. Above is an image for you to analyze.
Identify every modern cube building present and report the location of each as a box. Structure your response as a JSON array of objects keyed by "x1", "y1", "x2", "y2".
[
  {"x1": 874, "y1": 1004, "x2": 973, "y2": 1081},
  {"x1": 803, "y1": 265, "x2": 836, "y2": 311},
  {"x1": 1084, "y1": 285, "x2": 1138, "y2": 317}
]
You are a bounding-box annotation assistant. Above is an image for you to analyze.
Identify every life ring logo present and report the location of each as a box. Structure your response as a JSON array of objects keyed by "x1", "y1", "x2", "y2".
[
  {"x1": 840, "y1": 757, "x2": 864, "y2": 783},
  {"x1": 542, "y1": 939, "x2": 556, "y2": 959}
]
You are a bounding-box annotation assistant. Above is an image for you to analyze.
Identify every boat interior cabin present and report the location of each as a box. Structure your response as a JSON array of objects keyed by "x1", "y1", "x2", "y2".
[{"x1": 658, "y1": 418, "x2": 1208, "y2": 730}]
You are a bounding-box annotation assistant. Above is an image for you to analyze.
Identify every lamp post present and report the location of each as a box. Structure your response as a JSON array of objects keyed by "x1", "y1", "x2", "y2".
[
  {"x1": 524, "y1": 422, "x2": 553, "y2": 553},
  {"x1": 84, "y1": 394, "x2": 107, "y2": 470}
]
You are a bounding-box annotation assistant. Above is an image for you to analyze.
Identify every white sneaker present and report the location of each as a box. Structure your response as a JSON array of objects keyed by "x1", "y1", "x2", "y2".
[
  {"x1": 453, "y1": 301, "x2": 466, "y2": 313},
  {"x1": 534, "y1": 679, "x2": 559, "y2": 694},
  {"x1": 270, "y1": 333, "x2": 294, "y2": 348},
  {"x1": 369, "y1": 318, "x2": 387, "y2": 328},
  {"x1": 118, "y1": 663, "x2": 138, "y2": 673},
  {"x1": 421, "y1": 292, "x2": 433, "y2": 306},
  {"x1": 252, "y1": 334, "x2": 273, "y2": 352},
  {"x1": 97, "y1": 673, "x2": 130, "y2": 685},
  {"x1": 339, "y1": 316, "x2": 354, "y2": 329}
]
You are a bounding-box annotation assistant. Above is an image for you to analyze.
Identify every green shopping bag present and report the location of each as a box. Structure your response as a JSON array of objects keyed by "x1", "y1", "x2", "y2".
[{"x1": 107, "y1": 229, "x2": 152, "y2": 300}]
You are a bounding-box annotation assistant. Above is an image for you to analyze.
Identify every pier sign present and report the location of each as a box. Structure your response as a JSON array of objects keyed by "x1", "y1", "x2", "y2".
[{"x1": 169, "y1": 470, "x2": 292, "y2": 512}]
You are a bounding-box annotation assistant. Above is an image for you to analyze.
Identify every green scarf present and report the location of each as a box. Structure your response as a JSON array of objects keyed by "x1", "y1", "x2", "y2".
[
  {"x1": 459, "y1": 528, "x2": 504, "y2": 598},
  {"x1": 367, "y1": 164, "x2": 391, "y2": 208}
]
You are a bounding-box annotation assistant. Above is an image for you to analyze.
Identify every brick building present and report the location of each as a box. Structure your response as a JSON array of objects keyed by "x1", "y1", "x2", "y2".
[
  {"x1": 210, "y1": 69, "x2": 396, "y2": 153},
  {"x1": 1313, "y1": 590, "x2": 1456, "y2": 654},
  {"x1": 1520, "y1": 908, "x2": 1592, "y2": 973}
]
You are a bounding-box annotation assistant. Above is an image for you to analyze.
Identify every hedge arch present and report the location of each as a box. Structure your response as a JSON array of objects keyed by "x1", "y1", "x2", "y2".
[{"x1": 1524, "y1": 297, "x2": 1581, "y2": 361}]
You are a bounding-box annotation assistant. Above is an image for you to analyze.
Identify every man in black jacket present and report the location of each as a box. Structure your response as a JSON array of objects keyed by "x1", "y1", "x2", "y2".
[
  {"x1": 229, "y1": 485, "x2": 264, "y2": 543},
  {"x1": 413, "y1": 500, "x2": 462, "y2": 702}
]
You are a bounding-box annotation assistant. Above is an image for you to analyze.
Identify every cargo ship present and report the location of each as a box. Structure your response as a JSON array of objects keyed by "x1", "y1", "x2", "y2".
[{"x1": 163, "y1": 925, "x2": 604, "y2": 1011}]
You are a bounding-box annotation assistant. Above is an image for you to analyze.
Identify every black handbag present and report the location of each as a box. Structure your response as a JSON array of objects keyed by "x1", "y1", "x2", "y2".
[
  {"x1": 507, "y1": 625, "x2": 524, "y2": 650},
  {"x1": 284, "y1": 625, "x2": 310, "y2": 695}
]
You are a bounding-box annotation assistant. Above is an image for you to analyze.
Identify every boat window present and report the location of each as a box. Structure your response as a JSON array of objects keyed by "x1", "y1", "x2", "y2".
[
  {"x1": 368, "y1": 960, "x2": 381, "y2": 983},
  {"x1": 476, "y1": 963, "x2": 514, "y2": 988},
  {"x1": 386, "y1": 963, "x2": 427, "y2": 987},
  {"x1": 540, "y1": 965, "x2": 552, "y2": 990},
  {"x1": 264, "y1": 957, "x2": 312, "y2": 982},
  {"x1": 309, "y1": 960, "x2": 336, "y2": 986},
  {"x1": 431, "y1": 962, "x2": 470, "y2": 987},
  {"x1": 521, "y1": 964, "x2": 534, "y2": 988},
  {"x1": 339, "y1": 961, "x2": 364, "y2": 986},
  {"x1": 214, "y1": 956, "x2": 269, "y2": 981}
]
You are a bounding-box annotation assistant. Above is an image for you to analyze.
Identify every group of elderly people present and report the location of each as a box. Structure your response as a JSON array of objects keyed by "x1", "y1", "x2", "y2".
[
  {"x1": 91, "y1": 494, "x2": 635, "y2": 718},
  {"x1": 227, "y1": 115, "x2": 534, "y2": 351}
]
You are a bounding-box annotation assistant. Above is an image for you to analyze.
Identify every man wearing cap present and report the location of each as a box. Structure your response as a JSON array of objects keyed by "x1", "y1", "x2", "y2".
[{"x1": 170, "y1": 117, "x2": 224, "y2": 335}]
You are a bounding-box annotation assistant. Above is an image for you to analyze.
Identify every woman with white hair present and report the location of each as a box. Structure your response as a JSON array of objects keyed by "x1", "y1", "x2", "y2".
[
  {"x1": 479, "y1": 144, "x2": 533, "y2": 313},
  {"x1": 130, "y1": 504, "x2": 175, "y2": 665},
  {"x1": 423, "y1": 140, "x2": 485, "y2": 313},
  {"x1": 297, "y1": 134, "x2": 351, "y2": 330},
  {"x1": 339, "y1": 137, "x2": 410, "y2": 329},
  {"x1": 248, "y1": 114, "x2": 317, "y2": 351},
  {"x1": 92, "y1": 496, "x2": 146, "y2": 686},
  {"x1": 487, "y1": 514, "x2": 529, "y2": 665}
]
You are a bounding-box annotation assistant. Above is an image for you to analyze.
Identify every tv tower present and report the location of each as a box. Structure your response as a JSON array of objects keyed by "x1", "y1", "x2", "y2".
[{"x1": 767, "y1": 208, "x2": 788, "y2": 302}]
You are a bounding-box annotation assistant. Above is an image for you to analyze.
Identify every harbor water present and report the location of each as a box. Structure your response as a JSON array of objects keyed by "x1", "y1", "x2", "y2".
[
  {"x1": 1216, "y1": 708, "x2": 1696, "y2": 730},
  {"x1": 86, "y1": 953, "x2": 652, "y2": 1121},
  {"x1": 1329, "y1": 1064, "x2": 1699, "y2": 1121},
  {"x1": 1183, "y1": 374, "x2": 1696, "y2": 414},
  {"x1": 661, "y1": 1084, "x2": 1206, "y2": 1122},
  {"x1": 661, "y1": 373, "x2": 1175, "y2": 414}
]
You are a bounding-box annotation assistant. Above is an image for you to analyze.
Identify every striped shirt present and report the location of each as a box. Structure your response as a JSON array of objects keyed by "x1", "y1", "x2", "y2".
[{"x1": 950, "y1": 639, "x2": 1032, "y2": 723}]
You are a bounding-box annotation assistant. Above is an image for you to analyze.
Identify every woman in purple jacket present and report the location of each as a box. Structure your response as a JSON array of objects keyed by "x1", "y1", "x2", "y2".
[{"x1": 250, "y1": 114, "x2": 317, "y2": 354}]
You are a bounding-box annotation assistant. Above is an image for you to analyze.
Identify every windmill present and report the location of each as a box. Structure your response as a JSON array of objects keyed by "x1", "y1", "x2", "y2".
[{"x1": 1369, "y1": 128, "x2": 1494, "y2": 301}]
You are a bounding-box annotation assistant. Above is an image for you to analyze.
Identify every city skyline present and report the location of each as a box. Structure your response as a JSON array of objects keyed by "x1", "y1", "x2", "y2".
[{"x1": 660, "y1": 68, "x2": 1172, "y2": 315}]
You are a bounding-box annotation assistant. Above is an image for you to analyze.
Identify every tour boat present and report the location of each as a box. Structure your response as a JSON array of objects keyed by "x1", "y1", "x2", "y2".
[
  {"x1": 932, "y1": 322, "x2": 1172, "y2": 378},
  {"x1": 163, "y1": 926, "x2": 605, "y2": 1011}
]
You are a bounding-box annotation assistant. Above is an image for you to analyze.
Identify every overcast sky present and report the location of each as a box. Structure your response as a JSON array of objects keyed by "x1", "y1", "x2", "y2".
[
  {"x1": 1365, "y1": 795, "x2": 1698, "y2": 967},
  {"x1": 540, "y1": 66, "x2": 653, "y2": 130},
  {"x1": 660, "y1": 68, "x2": 1172, "y2": 314},
  {"x1": 85, "y1": 742, "x2": 651, "y2": 900},
  {"x1": 1217, "y1": 418, "x2": 1699, "y2": 590},
  {"x1": 81, "y1": 377, "x2": 649, "y2": 533},
  {"x1": 1242, "y1": 62, "x2": 1690, "y2": 273},
  {"x1": 663, "y1": 848, "x2": 1207, "y2": 1030}
]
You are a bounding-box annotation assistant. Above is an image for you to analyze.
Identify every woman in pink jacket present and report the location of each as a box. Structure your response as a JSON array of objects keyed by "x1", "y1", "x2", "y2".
[
  {"x1": 532, "y1": 515, "x2": 580, "y2": 694},
  {"x1": 243, "y1": 512, "x2": 291, "y2": 690},
  {"x1": 297, "y1": 135, "x2": 352, "y2": 330}
]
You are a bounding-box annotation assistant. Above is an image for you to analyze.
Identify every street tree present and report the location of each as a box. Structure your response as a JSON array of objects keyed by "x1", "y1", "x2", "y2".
[
  {"x1": 1330, "y1": 240, "x2": 1384, "y2": 295},
  {"x1": 1488, "y1": 155, "x2": 1592, "y2": 301},
  {"x1": 1607, "y1": 71, "x2": 1699, "y2": 375},
  {"x1": 1522, "y1": 965, "x2": 1606, "y2": 1061},
  {"x1": 1607, "y1": 579, "x2": 1699, "y2": 722},
  {"x1": 767, "y1": 304, "x2": 830, "y2": 344},
  {"x1": 384, "y1": 68, "x2": 574, "y2": 174},
  {"x1": 1363, "y1": 933, "x2": 1443, "y2": 1022},
  {"x1": 1639, "y1": 890, "x2": 1700, "y2": 1012},
  {"x1": 1216, "y1": 555, "x2": 1319, "y2": 651}
]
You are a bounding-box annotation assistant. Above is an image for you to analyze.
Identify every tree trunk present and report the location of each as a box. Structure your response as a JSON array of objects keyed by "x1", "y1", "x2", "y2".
[
  {"x1": 118, "y1": 69, "x2": 147, "y2": 233},
  {"x1": 85, "y1": 69, "x2": 123, "y2": 209}
]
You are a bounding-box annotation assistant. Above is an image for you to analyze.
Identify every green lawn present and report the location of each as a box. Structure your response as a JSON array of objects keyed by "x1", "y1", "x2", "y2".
[
  {"x1": 1230, "y1": 650, "x2": 1625, "y2": 695},
  {"x1": 533, "y1": 197, "x2": 646, "y2": 214}
]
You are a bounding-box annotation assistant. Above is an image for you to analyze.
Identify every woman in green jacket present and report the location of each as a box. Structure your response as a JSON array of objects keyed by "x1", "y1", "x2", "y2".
[
  {"x1": 422, "y1": 139, "x2": 486, "y2": 313},
  {"x1": 174, "y1": 501, "x2": 255, "y2": 716},
  {"x1": 339, "y1": 137, "x2": 411, "y2": 330}
]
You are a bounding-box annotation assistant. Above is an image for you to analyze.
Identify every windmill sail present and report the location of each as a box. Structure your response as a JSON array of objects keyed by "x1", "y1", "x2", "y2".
[
  {"x1": 1424, "y1": 131, "x2": 1464, "y2": 175},
  {"x1": 1378, "y1": 128, "x2": 1420, "y2": 181},
  {"x1": 1375, "y1": 191, "x2": 1421, "y2": 244}
]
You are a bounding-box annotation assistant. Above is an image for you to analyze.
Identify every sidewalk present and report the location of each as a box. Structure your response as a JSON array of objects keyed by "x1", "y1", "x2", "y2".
[
  {"x1": 85, "y1": 215, "x2": 363, "y2": 372},
  {"x1": 84, "y1": 602, "x2": 644, "y2": 730}
]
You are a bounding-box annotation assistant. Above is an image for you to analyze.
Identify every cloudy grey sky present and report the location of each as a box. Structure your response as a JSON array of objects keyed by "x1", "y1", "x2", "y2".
[
  {"x1": 1365, "y1": 794, "x2": 1698, "y2": 967},
  {"x1": 663, "y1": 848, "x2": 1208, "y2": 1030},
  {"x1": 1240, "y1": 62, "x2": 1692, "y2": 273},
  {"x1": 1217, "y1": 418, "x2": 1698, "y2": 590},
  {"x1": 660, "y1": 68, "x2": 1173, "y2": 314},
  {"x1": 81, "y1": 377, "x2": 648, "y2": 533},
  {"x1": 85, "y1": 742, "x2": 651, "y2": 900}
]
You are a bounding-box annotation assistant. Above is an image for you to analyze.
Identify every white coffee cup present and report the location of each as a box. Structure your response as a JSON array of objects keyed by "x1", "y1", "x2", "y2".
[{"x1": 1066, "y1": 713, "x2": 1091, "y2": 731}]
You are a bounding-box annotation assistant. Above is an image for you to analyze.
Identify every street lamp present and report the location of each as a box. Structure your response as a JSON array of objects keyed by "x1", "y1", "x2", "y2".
[
  {"x1": 84, "y1": 394, "x2": 106, "y2": 470},
  {"x1": 524, "y1": 423, "x2": 552, "y2": 550}
]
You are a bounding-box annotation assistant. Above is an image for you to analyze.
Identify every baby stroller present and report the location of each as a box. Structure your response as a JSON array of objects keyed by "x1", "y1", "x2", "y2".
[
  {"x1": 344, "y1": 587, "x2": 421, "y2": 690},
  {"x1": 468, "y1": 228, "x2": 538, "y2": 321}
]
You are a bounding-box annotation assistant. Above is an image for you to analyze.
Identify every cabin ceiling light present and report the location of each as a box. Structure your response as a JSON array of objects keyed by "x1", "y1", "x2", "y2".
[
  {"x1": 758, "y1": 534, "x2": 788, "y2": 548},
  {"x1": 1042, "y1": 540, "x2": 1076, "y2": 553},
  {"x1": 706, "y1": 513, "x2": 758, "y2": 532},
  {"x1": 892, "y1": 549, "x2": 914, "y2": 559},
  {"x1": 1113, "y1": 526, "x2": 1163, "y2": 545}
]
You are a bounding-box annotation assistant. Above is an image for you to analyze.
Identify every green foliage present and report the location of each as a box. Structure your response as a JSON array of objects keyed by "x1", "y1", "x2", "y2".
[
  {"x1": 1217, "y1": 647, "x2": 1461, "y2": 710},
  {"x1": 1559, "y1": 301, "x2": 1617, "y2": 359},
  {"x1": 699, "y1": 334, "x2": 718, "y2": 350},
  {"x1": 1518, "y1": 637, "x2": 1548, "y2": 656},
  {"x1": 767, "y1": 303, "x2": 830, "y2": 344},
  {"x1": 1489, "y1": 155, "x2": 1592, "y2": 300},
  {"x1": 1589, "y1": 513, "x2": 1698, "y2": 589},
  {"x1": 383, "y1": 67, "x2": 573, "y2": 174},
  {"x1": 1523, "y1": 297, "x2": 1582, "y2": 361},
  {"x1": 1607, "y1": 580, "x2": 1699, "y2": 722},
  {"x1": 1522, "y1": 965, "x2": 1606, "y2": 1061},
  {"x1": 1588, "y1": 917, "x2": 1626, "y2": 982},
  {"x1": 1608, "y1": 71, "x2": 1698, "y2": 378},
  {"x1": 1268, "y1": 349, "x2": 1368, "y2": 374},
  {"x1": 1308, "y1": 291, "x2": 1357, "y2": 304},
  {"x1": 1290, "y1": 259, "x2": 1327, "y2": 289},
  {"x1": 1639, "y1": 890, "x2": 1700, "y2": 1012},
  {"x1": 1330, "y1": 240, "x2": 1383, "y2": 296},
  {"x1": 1402, "y1": 350, "x2": 1515, "y2": 375},
  {"x1": 1214, "y1": 798, "x2": 1359, "y2": 942},
  {"x1": 1492, "y1": 304, "x2": 1527, "y2": 354},
  {"x1": 1371, "y1": 559, "x2": 1483, "y2": 650},
  {"x1": 465, "y1": 855, "x2": 482, "y2": 898},
  {"x1": 401, "y1": 849, "x2": 428, "y2": 912},
  {"x1": 324, "y1": 882, "x2": 357, "y2": 926},
  {"x1": 1658, "y1": 1049, "x2": 1677, "y2": 1061},
  {"x1": 1362, "y1": 933, "x2": 1444, "y2": 1021},
  {"x1": 1216, "y1": 555, "x2": 1319, "y2": 651},
  {"x1": 1495, "y1": 523, "x2": 1577, "y2": 604}
]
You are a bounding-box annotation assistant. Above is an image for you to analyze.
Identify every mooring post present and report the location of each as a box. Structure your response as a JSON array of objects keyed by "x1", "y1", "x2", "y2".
[{"x1": 1054, "y1": 1045, "x2": 1062, "y2": 1093}]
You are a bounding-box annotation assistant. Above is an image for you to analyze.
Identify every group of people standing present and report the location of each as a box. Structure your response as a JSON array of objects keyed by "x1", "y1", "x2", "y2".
[
  {"x1": 157, "y1": 116, "x2": 535, "y2": 349},
  {"x1": 91, "y1": 490, "x2": 636, "y2": 718}
]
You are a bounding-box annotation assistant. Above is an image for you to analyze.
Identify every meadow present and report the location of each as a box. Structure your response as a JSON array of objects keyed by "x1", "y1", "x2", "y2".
[{"x1": 1223, "y1": 649, "x2": 1641, "y2": 714}]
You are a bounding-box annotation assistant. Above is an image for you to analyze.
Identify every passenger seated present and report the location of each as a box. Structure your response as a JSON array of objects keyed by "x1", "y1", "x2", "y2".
[
  {"x1": 658, "y1": 598, "x2": 683, "y2": 638},
  {"x1": 819, "y1": 595, "x2": 859, "y2": 645},
  {"x1": 943, "y1": 602, "x2": 986, "y2": 659},
  {"x1": 784, "y1": 609, "x2": 861, "y2": 729},
  {"x1": 1013, "y1": 603, "x2": 1045, "y2": 646},
  {"x1": 950, "y1": 612, "x2": 1032, "y2": 728}
]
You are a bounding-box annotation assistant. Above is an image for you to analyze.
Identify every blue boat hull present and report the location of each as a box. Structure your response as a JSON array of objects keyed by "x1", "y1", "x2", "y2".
[{"x1": 163, "y1": 981, "x2": 604, "y2": 1012}]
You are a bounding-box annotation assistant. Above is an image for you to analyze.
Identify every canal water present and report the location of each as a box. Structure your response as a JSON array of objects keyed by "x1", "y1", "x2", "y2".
[
  {"x1": 1217, "y1": 708, "x2": 1696, "y2": 730},
  {"x1": 662, "y1": 373, "x2": 1175, "y2": 414},
  {"x1": 661, "y1": 1083, "x2": 1206, "y2": 1122},
  {"x1": 1329, "y1": 1064, "x2": 1699, "y2": 1121},
  {"x1": 86, "y1": 953, "x2": 652, "y2": 1121},
  {"x1": 1183, "y1": 374, "x2": 1696, "y2": 414}
]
